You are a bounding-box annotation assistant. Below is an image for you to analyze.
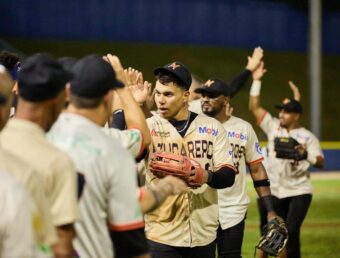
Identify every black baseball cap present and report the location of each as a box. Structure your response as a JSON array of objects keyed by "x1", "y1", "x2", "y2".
[
  {"x1": 71, "y1": 54, "x2": 124, "y2": 98},
  {"x1": 194, "y1": 78, "x2": 231, "y2": 96},
  {"x1": 18, "y1": 53, "x2": 73, "y2": 102},
  {"x1": 58, "y1": 57, "x2": 78, "y2": 74},
  {"x1": 275, "y1": 98, "x2": 303, "y2": 113},
  {"x1": 154, "y1": 61, "x2": 192, "y2": 90}
]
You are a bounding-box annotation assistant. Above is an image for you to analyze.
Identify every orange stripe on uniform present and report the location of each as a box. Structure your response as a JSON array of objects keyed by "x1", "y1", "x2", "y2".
[
  {"x1": 247, "y1": 157, "x2": 264, "y2": 165},
  {"x1": 108, "y1": 220, "x2": 145, "y2": 232},
  {"x1": 214, "y1": 164, "x2": 236, "y2": 173}
]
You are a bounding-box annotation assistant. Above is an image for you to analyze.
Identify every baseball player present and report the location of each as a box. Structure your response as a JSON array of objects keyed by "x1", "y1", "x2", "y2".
[
  {"x1": 138, "y1": 61, "x2": 236, "y2": 258},
  {"x1": 195, "y1": 78, "x2": 276, "y2": 258},
  {"x1": 249, "y1": 61, "x2": 324, "y2": 258},
  {"x1": 1, "y1": 54, "x2": 79, "y2": 257},
  {"x1": 48, "y1": 54, "x2": 151, "y2": 258},
  {"x1": 0, "y1": 65, "x2": 57, "y2": 255}
]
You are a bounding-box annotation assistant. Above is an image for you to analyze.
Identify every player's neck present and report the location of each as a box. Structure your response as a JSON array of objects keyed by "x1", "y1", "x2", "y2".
[
  {"x1": 173, "y1": 107, "x2": 189, "y2": 121},
  {"x1": 67, "y1": 103, "x2": 108, "y2": 126},
  {"x1": 285, "y1": 122, "x2": 301, "y2": 131},
  {"x1": 215, "y1": 110, "x2": 230, "y2": 124}
]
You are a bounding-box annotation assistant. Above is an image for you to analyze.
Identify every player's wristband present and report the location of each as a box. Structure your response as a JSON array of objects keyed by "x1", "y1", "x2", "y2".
[
  {"x1": 260, "y1": 195, "x2": 275, "y2": 212},
  {"x1": 250, "y1": 80, "x2": 262, "y2": 96},
  {"x1": 253, "y1": 179, "x2": 270, "y2": 188}
]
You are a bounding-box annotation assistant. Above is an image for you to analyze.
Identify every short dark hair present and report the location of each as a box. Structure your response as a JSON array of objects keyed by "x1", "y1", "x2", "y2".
[
  {"x1": 0, "y1": 51, "x2": 20, "y2": 70},
  {"x1": 156, "y1": 71, "x2": 187, "y2": 90},
  {"x1": 70, "y1": 94, "x2": 103, "y2": 109}
]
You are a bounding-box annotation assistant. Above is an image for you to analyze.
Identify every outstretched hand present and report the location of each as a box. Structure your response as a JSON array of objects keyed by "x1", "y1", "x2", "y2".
[
  {"x1": 246, "y1": 47, "x2": 264, "y2": 72},
  {"x1": 252, "y1": 61, "x2": 267, "y2": 80},
  {"x1": 124, "y1": 67, "x2": 150, "y2": 104},
  {"x1": 103, "y1": 54, "x2": 126, "y2": 85},
  {"x1": 288, "y1": 80, "x2": 301, "y2": 101}
]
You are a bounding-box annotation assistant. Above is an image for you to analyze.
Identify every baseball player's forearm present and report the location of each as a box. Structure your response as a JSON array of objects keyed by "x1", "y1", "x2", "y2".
[
  {"x1": 207, "y1": 166, "x2": 236, "y2": 189},
  {"x1": 228, "y1": 69, "x2": 251, "y2": 97},
  {"x1": 53, "y1": 224, "x2": 75, "y2": 258},
  {"x1": 250, "y1": 163, "x2": 277, "y2": 220},
  {"x1": 249, "y1": 80, "x2": 267, "y2": 123},
  {"x1": 115, "y1": 87, "x2": 151, "y2": 147},
  {"x1": 141, "y1": 176, "x2": 186, "y2": 213}
]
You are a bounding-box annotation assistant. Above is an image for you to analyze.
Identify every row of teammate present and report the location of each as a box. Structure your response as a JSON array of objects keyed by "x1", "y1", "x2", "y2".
[{"x1": 0, "y1": 47, "x2": 323, "y2": 258}]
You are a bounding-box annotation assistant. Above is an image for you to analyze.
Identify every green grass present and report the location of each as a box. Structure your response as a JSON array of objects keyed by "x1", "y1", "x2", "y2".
[
  {"x1": 3, "y1": 38, "x2": 340, "y2": 140},
  {"x1": 243, "y1": 178, "x2": 340, "y2": 257}
]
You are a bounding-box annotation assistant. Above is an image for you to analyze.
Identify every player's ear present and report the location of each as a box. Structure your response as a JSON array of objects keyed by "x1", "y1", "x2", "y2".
[
  {"x1": 65, "y1": 82, "x2": 71, "y2": 102},
  {"x1": 183, "y1": 90, "x2": 190, "y2": 103},
  {"x1": 223, "y1": 96, "x2": 230, "y2": 106}
]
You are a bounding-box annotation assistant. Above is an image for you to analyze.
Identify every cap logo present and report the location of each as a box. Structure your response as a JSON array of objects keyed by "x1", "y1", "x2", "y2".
[
  {"x1": 168, "y1": 62, "x2": 181, "y2": 70},
  {"x1": 205, "y1": 79, "x2": 214, "y2": 87},
  {"x1": 283, "y1": 98, "x2": 290, "y2": 104}
]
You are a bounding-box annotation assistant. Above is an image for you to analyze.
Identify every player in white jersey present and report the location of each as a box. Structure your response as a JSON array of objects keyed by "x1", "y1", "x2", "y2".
[
  {"x1": 196, "y1": 78, "x2": 276, "y2": 258},
  {"x1": 48, "y1": 54, "x2": 151, "y2": 258},
  {"x1": 135, "y1": 61, "x2": 236, "y2": 258},
  {"x1": 0, "y1": 172, "x2": 37, "y2": 258},
  {"x1": 249, "y1": 62, "x2": 324, "y2": 258}
]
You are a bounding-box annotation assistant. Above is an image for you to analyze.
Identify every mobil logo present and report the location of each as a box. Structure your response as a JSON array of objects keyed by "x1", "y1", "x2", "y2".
[
  {"x1": 198, "y1": 126, "x2": 218, "y2": 136},
  {"x1": 227, "y1": 131, "x2": 248, "y2": 141}
]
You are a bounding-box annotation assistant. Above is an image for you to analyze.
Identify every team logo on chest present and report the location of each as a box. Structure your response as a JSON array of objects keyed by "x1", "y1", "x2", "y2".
[
  {"x1": 198, "y1": 126, "x2": 218, "y2": 136},
  {"x1": 151, "y1": 128, "x2": 170, "y2": 137}
]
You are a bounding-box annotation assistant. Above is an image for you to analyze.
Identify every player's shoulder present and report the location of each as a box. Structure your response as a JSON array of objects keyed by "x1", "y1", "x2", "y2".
[
  {"x1": 294, "y1": 127, "x2": 319, "y2": 142},
  {"x1": 228, "y1": 116, "x2": 253, "y2": 128},
  {"x1": 195, "y1": 112, "x2": 222, "y2": 125}
]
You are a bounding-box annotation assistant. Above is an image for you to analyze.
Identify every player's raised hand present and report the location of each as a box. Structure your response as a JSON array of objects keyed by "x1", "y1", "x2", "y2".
[
  {"x1": 288, "y1": 80, "x2": 301, "y2": 101},
  {"x1": 252, "y1": 61, "x2": 267, "y2": 81},
  {"x1": 246, "y1": 46, "x2": 264, "y2": 72},
  {"x1": 104, "y1": 54, "x2": 126, "y2": 85},
  {"x1": 124, "y1": 68, "x2": 149, "y2": 105}
]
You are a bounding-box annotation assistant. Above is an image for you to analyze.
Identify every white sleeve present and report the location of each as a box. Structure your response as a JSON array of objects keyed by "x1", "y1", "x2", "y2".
[
  {"x1": 245, "y1": 124, "x2": 264, "y2": 165},
  {"x1": 107, "y1": 149, "x2": 144, "y2": 231},
  {"x1": 306, "y1": 133, "x2": 324, "y2": 164},
  {"x1": 212, "y1": 122, "x2": 235, "y2": 170},
  {"x1": 259, "y1": 112, "x2": 280, "y2": 135},
  {"x1": 103, "y1": 128, "x2": 145, "y2": 159}
]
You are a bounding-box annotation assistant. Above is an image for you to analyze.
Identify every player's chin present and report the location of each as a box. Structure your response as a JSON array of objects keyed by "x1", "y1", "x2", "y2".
[{"x1": 202, "y1": 108, "x2": 216, "y2": 117}]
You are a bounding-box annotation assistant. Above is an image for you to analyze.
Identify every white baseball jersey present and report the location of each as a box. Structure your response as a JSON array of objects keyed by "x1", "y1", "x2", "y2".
[
  {"x1": 102, "y1": 127, "x2": 145, "y2": 158},
  {"x1": 48, "y1": 113, "x2": 144, "y2": 258},
  {"x1": 218, "y1": 116, "x2": 264, "y2": 229},
  {"x1": 259, "y1": 112, "x2": 323, "y2": 198},
  {"x1": 145, "y1": 113, "x2": 235, "y2": 247},
  {"x1": 0, "y1": 172, "x2": 37, "y2": 258}
]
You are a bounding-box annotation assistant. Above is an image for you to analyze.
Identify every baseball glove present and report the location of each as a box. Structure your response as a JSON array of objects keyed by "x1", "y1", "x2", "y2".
[
  {"x1": 274, "y1": 137, "x2": 307, "y2": 161},
  {"x1": 256, "y1": 216, "x2": 288, "y2": 257},
  {"x1": 149, "y1": 152, "x2": 204, "y2": 187}
]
